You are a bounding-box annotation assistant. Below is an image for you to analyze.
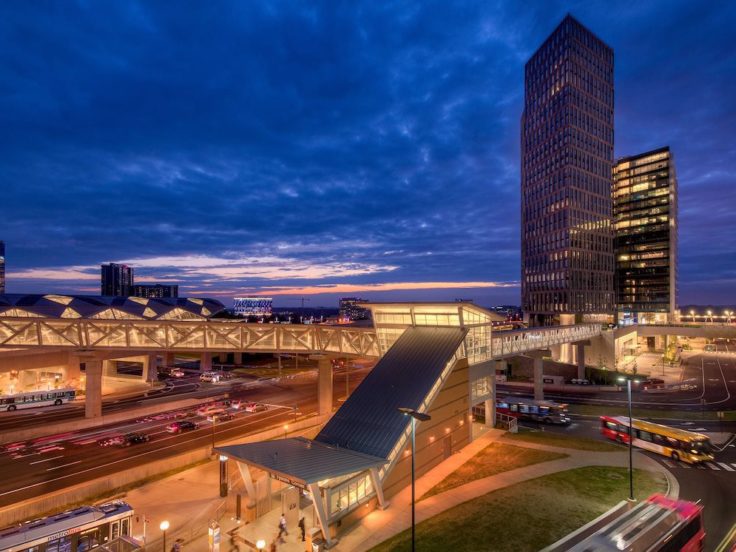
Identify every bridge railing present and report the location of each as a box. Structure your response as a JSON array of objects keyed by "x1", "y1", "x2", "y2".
[{"x1": 491, "y1": 324, "x2": 602, "y2": 359}]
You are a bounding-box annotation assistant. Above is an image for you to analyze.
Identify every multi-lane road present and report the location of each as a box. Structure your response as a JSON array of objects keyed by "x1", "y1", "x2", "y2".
[{"x1": 0, "y1": 365, "x2": 368, "y2": 508}]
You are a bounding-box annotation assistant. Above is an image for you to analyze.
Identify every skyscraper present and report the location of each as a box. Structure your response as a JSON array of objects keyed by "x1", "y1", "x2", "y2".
[
  {"x1": 131, "y1": 284, "x2": 179, "y2": 298},
  {"x1": 101, "y1": 263, "x2": 134, "y2": 297},
  {"x1": 613, "y1": 147, "x2": 678, "y2": 323},
  {"x1": 521, "y1": 15, "x2": 615, "y2": 326},
  {"x1": 0, "y1": 241, "x2": 5, "y2": 294},
  {"x1": 339, "y1": 297, "x2": 370, "y2": 321}
]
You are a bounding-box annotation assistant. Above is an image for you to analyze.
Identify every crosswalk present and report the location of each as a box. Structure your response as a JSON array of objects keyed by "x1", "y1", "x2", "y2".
[{"x1": 660, "y1": 459, "x2": 736, "y2": 471}]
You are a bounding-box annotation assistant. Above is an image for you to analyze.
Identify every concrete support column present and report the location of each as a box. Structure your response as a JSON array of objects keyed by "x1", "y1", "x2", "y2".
[
  {"x1": 576, "y1": 343, "x2": 586, "y2": 380},
  {"x1": 144, "y1": 353, "x2": 158, "y2": 382},
  {"x1": 200, "y1": 352, "x2": 213, "y2": 372},
  {"x1": 484, "y1": 399, "x2": 494, "y2": 428},
  {"x1": 315, "y1": 356, "x2": 333, "y2": 416},
  {"x1": 102, "y1": 360, "x2": 116, "y2": 377},
  {"x1": 165, "y1": 352, "x2": 175, "y2": 367},
  {"x1": 533, "y1": 357, "x2": 544, "y2": 401},
  {"x1": 64, "y1": 356, "x2": 81, "y2": 386},
  {"x1": 234, "y1": 352, "x2": 243, "y2": 365},
  {"x1": 236, "y1": 462, "x2": 257, "y2": 508},
  {"x1": 85, "y1": 360, "x2": 103, "y2": 418}
]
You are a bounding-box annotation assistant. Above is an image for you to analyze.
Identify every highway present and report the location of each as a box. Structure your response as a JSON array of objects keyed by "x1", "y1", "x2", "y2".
[
  {"x1": 0, "y1": 366, "x2": 369, "y2": 508},
  {"x1": 499, "y1": 351, "x2": 736, "y2": 411}
]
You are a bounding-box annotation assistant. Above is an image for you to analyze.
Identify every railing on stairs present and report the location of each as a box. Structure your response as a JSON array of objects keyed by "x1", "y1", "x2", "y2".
[{"x1": 495, "y1": 412, "x2": 518, "y2": 433}]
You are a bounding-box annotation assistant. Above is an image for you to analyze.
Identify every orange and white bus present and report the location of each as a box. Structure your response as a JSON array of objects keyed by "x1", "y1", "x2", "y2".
[{"x1": 600, "y1": 415, "x2": 714, "y2": 464}]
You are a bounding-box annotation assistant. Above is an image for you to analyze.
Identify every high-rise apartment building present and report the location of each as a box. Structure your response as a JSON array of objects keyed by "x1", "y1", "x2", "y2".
[
  {"x1": 521, "y1": 15, "x2": 615, "y2": 326},
  {"x1": 613, "y1": 147, "x2": 677, "y2": 323},
  {"x1": 101, "y1": 263, "x2": 134, "y2": 297},
  {"x1": 131, "y1": 284, "x2": 179, "y2": 298},
  {"x1": 0, "y1": 241, "x2": 5, "y2": 294}
]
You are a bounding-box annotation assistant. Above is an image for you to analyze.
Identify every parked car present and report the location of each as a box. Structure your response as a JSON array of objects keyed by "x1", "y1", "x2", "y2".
[
  {"x1": 244, "y1": 402, "x2": 267, "y2": 413},
  {"x1": 166, "y1": 420, "x2": 198, "y2": 434},
  {"x1": 122, "y1": 433, "x2": 151, "y2": 446}
]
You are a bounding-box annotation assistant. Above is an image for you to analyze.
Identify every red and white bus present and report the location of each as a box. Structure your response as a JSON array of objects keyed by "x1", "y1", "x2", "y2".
[
  {"x1": 600, "y1": 416, "x2": 714, "y2": 464},
  {"x1": 496, "y1": 397, "x2": 571, "y2": 425},
  {"x1": 565, "y1": 494, "x2": 705, "y2": 551}
]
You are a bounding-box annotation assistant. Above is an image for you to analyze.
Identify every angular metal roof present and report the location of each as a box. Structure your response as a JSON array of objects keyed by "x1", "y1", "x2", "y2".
[
  {"x1": 216, "y1": 437, "x2": 385, "y2": 486},
  {"x1": 0, "y1": 294, "x2": 224, "y2": 320},
  {"x1": 315, "y1": 326, "x2": 467, "y2": 459}
]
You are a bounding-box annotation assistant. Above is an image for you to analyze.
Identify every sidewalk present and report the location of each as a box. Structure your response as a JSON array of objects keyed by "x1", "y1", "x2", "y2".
[
  {"x1": 120, "y1": 428, "x2": 674, "y2": 552},
  {"x1": 335, "y1": 433, "x2": 675, "y2": 552}
]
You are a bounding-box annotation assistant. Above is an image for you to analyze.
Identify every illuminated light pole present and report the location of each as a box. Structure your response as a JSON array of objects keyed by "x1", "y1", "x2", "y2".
[
  {"x1": 256, "y1": 539, "x2": 266, "y2": 550},
  {"x1": 160, "y1": 520, "x2": 170, "y2": 552},
  {"x1": 617, "y1": 376, "x2": 640, "y2": 501},
  {"x1": 398, "y1": 407, "x2": 431, "y2": 552},
  {"x1": 283, "y1": 424, "x2": 288, "y2": 439}
]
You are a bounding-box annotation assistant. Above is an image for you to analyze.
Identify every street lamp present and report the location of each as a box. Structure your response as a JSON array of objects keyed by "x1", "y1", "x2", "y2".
[
  {"x1": 283, "y1": 424, "x2": 288, "y2": 439},
  {"x1": 256, "y1": 539, "x2": 266, "y2": 550},
  {"x1": 159, "y1": 520, "x2": 170, "y2": 552},
  {"x1": 617, "y1": 376, "x2": 640, "y2": 501},
  {"x1": 398, "y1": 407, "x2": 431, "y2": 552}
]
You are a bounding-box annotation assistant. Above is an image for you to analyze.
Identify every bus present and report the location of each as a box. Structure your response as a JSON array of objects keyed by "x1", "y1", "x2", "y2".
[
  {"x1": 600, "y1": 415, "x2": 714, "y2": 464},
  {"x1": 0, "y1": 388, "x2": 76, "y2": 412},
  {"x1": 0, "y1": 500, "x2": 136, "y2": 551},
  {"x1": 496, "y1": 397, "x2": 571, "y2": 425},
  {"x1": 564, "y1": 494, "x2": 705, "y2": 552}
]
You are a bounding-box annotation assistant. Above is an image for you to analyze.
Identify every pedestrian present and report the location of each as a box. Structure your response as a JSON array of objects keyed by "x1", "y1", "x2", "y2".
[
  {"x1": 270, "y1": 539, "x2": 277, "y2": 552},
  {"x1": 277, "y1": 513, "x2": 288, "y2": 542},
  {"x1": 298, "y1": 516, "x2": 305, "y2": 542}
]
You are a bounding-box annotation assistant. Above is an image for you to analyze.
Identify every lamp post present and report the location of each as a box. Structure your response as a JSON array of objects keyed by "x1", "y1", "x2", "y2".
[
  {"x1": 617, "y1": 376, "x2": 640, "y2": 501},
  {"x1": 159, "y1": 520, "x2": 169, "y2": 552},
  {"x1": 256, "y1": 539, "x2": 266, "y2": 551},
  {"x1": 398, "y1": 407, "x2": 431, "y2": 552}
]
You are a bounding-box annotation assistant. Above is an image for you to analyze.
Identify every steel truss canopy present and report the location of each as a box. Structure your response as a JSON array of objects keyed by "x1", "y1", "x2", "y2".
[{"x1": 0, "y1": 294, "x2": 224, "y2": 320}]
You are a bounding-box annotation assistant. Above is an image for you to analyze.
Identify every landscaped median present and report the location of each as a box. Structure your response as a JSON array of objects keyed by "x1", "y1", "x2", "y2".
[
  {"x1": 421, "y1": 442, "x2": 568, "y2": 499},
  {"x1": 504, "y1": 429, "x2": 622, "y2": 451},
  {"x1": 369, "y1": 467, "x2": 667, "y2": 552}
]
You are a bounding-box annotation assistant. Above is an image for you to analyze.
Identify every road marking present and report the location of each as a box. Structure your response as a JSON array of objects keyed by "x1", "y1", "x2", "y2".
[
  {"x1": 29, "y1": 455, "x2": 63, "y2": 465},
  {"x1": 705, "y1": 462, "x2": 721, "y2": 470},
  {"x1": 696, "y1": 464, "x2": 707, "y2": 469},
  {"x1": 0, "y1": 406, "x2": 291, "y2": 498},
  {"x1": 717, "y1": 463, "x2": 734, "y2": 471},
  {"x1": 46, "y1": 461, "x2": 81, "y2": 471}
]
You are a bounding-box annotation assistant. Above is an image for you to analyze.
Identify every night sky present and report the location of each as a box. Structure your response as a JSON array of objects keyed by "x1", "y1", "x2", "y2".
[{"x1": 1, "y1": 1, "x2": 734, "y2": 307}]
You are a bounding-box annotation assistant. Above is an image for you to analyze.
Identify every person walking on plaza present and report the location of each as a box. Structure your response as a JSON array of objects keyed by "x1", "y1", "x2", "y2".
[
  {"x1": 298, "y1": 516, "x2": 306, "y2": 542},
  {"x1": 277, "y1": 513, "x2": 288, "y2": 542}
]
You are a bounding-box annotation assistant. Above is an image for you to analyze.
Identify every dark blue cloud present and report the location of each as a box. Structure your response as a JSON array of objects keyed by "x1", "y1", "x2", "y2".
[{"x1": 0, "y1": 1, "x2": 734, "y2": 306}]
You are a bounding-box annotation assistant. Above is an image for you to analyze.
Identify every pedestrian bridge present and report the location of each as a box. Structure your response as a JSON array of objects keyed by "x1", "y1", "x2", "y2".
[{"x1": 0, "y1": 304, "x2": 602, "y2": 360}]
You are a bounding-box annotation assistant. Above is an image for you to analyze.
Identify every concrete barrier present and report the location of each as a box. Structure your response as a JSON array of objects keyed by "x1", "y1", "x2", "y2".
[
  {"x1": 0, "y1": 413, "x2": 330, "y2": 528},
  {"x1": 499, "y1": 381, "x2": 621, "y2": 393},
  {"x1": 0, "y1": 396, "x2": 223, "y2": 445}
]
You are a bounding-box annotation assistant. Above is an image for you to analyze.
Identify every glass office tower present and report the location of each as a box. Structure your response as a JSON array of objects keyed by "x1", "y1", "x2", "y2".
[
  {"x1": 521, "y1": 15, "x2": 615, "y2": 326},
  {"x1": 613, "y1": 147, "x2": 677, "y2": 323},
  {"x1": 100, "y1": 263, "x2": 134, "y2": 297}
]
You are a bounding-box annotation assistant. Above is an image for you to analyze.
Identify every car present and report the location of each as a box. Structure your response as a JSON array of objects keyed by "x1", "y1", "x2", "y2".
[
  {"x1": 196, "y1": 404, "x2": 226, "y2": 417},
  {"x1": 208, "y1": 412, "x2": 234, "y2": 422},
  {"x1": 244, "y1": 402, "x2": 267, "y2": 413},
  {"x1": 166, "y1": 421, "x2": 198, "y2": 434},
  {"x1": 168, "y1": 369, "x2": 186, "y2": 378},
  {"x1": 570, "y1": 378, "x2": 590, "y2": 385},
  {"x1": 122, "y1": 433, "x2": 151, "y2": 446},
  {"x1": 98, "y1": 435, "x2": 126, "y2": 447}
]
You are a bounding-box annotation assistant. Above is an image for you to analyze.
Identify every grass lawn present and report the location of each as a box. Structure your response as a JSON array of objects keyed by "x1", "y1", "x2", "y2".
[
  {"x1": 504, "y1": 430, "x2": 622, "y2": 452},
  {"x1": 568, "y1": 403, "x2": 736, "y2": 421},
  {"x1": 421, "y1": 442, "x2": 567, "y2": 500},
  {"x1": 369, "y1": 466, "x2": 666, "y2": 552}
]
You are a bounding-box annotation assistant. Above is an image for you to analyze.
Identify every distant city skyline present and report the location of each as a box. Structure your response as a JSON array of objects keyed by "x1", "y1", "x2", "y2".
[{"x1": 1, "y1": 2, "x2": 735, "y2": 306}]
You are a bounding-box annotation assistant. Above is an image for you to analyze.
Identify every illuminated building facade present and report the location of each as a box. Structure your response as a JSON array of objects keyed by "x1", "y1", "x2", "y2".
[
  {"x1": 521, "y1": 15, "x2": 615, "y2": 326},
  {"x1": 233, "y1": 297, "x2": 273, "y2": 317},
  {"x1": 0, "y1": 241, "x2": 5, "y2": 294},
  {"x1": 131, "y1": 284, "x2": 179, "y2": 298},
  {"x1": 613, "y1": 147, "x2": 678, "y2": 323},
  {"x1": 339, "y1": 297, "x2": 370, "y2": 321},
  {"x1": 101, "y1": 263, "x2": 134, "y2": 297}
]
